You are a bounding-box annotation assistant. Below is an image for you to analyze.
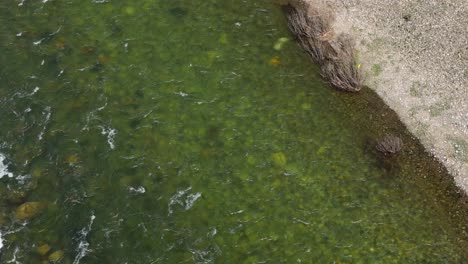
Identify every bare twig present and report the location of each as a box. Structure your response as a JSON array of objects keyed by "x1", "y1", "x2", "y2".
[
  {"x1": 282, "y1": 2, "x2": 362, "y2": 92},
  {"x1": 376, "y1": 135, "x2": 404, "y2": 155}
]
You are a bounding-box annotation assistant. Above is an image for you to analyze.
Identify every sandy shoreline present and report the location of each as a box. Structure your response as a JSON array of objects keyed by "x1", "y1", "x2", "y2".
[{"x1": 286, "y1": 0, "x2": 468, "y2": 194}]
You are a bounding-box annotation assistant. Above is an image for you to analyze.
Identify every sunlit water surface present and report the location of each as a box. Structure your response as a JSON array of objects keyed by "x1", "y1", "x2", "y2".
[{"x1": 0, "y1": 0, "x2": 465, "y2": 263}]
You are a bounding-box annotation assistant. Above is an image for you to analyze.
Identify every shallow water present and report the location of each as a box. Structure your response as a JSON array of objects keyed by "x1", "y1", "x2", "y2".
[{"x1": 0, "y1": 0, "x2": 466, "y2": 263}]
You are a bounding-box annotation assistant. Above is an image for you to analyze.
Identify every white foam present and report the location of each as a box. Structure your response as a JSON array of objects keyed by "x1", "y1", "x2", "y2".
[
  {"x1": 0, "y1": 153, "x2": 14, "y2": 179},
  {"x1": 15, "y1": 175, "x2": 31, "y2": 185},
  {"x1": 96, "y1": 99, "x2": 107, "y2": 111},
  {"x1": 175, "y1": 91, "x2": 188, "y2": 97},
  {"x1": 81, "y1": 98, "x2": 107, "y2": 131},
  {"x1": 0, "y1": 153, "x2": 30, "y2": 184},
  {"x1": 73, "y1": 213, "x2": 96, "y2": 264},
  {"x1": 168, "y1": 187, "x2": 202, "y2": 215},
  {"x1": 0, "y1": 231, "x2": 3, "y2": 251},
  {"x1": 33, "y1": 38, "x2": 44, "y2": 45},
  {"x1": 7, "y1": 246, "x2": 20, "y2": 263},
  {"x1": 128, "y1": 186, "x2": 146, "y2": 194},
  {"x1": 38, "y1": 106, "x2": 51, "y2": 141},
  {"x1": 208, "y1": 228, "x2": 217, "y2": 237},
  {"x1": 100, "y1": 126, "x2": 117, "y2": 149},
  {"x1": 185, "y1": 192, "x2": 201, "y2": 210},
  {"x1": 0, "y1": 226, "x2": 26, "y2": 254}
]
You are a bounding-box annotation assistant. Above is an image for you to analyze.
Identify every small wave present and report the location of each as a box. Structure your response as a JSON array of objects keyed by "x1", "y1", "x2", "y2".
[
  {"x1": 8, "y1": 86, "x2": 41, "y2": 100},
  {"x1": 6, "y1": 247, "x2": 20, "y2": 264},
  {"x1": 0, "y1": 153, "x2": 30, "y2": 184},
  {"x1": 168, "y1": 187, "x2": 202, "y2": 215},
  {"x1": 175, "y1": 91, "x2": 189, "y2": 97},
  {"x1": 185, "y1": 193, "x2": 202, "y2": 210},
  {"x1": 30, "y1": 86, "x2": 40, "y2": 95},
  {"x1": 38, "y1": 106, "x2": 52, "y2": 141},
  {"x1": 0, "y1": 225, "x2": 26, "y2": 255},
  {"x1": 189, "y1": 242, "x2": 221, "y2": 264},
  {"x1": 99, "y1": 126, "x2": 117, "y2": 150},
  {"x1": 73, "y1": 212, "x2": 96, "y2": 264},
  {"x1": 128, "y1": 186, "x2": 146, "y2": 194},
  {"x1": 0, "y1": 153, "x2": 14, "y2": 179},
  {"x1": 0, "y1": 231, "x2": 3, "y2": 251},
  {"x1": 33, "y1": 38, "x2": 45, "y2": 45},
  {"x1": 81, "y1": 97, "x2": 107, "y2": 131}
]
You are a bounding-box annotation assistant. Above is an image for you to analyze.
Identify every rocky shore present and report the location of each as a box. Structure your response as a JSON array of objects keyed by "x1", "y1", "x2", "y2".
[{"x1": 284, "y1": 0, "x2": 468, "y2": 194}]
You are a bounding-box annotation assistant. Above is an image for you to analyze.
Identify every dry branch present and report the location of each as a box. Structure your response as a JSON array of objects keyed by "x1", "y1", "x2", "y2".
[
  {"x1": 282, "y1": 2, "x2": 362, "y2": 92},
  {"x1": 376, "y1": 135, "x2": 404, "y2": 155}
]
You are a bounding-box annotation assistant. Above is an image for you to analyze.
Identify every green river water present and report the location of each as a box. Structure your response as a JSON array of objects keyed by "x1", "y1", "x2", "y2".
[{"x1": 0, "y1": 0, "x2": 466, "y2": 263}]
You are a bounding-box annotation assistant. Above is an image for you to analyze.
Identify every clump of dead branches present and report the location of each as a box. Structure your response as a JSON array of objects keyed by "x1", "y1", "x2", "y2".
[
  {"x1": 376, "y1": 134, "x2": 404, "y2": 155},
  {"x1": 282, "y1": 2, "x2": 362, "y2": 92}
]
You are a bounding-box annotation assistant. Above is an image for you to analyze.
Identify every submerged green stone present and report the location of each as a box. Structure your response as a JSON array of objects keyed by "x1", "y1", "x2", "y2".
[
  {"x1": 272, "y1": 152, "x2": 287, "y2": 167},
  {"x1": 36, "y1": 244, "x2": 51, "y2": 256},
  {"x1": 48, "y1": 250, "x2": 64, "y2": 262},
  {"x1": 15, "y1": 202, "x2": 45, "y2": 221}
]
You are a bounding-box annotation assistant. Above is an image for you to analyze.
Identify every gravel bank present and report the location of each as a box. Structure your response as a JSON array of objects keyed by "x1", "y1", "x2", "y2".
[{"x1": 287, "y1": 0, "x2": 468, "y2": 193}]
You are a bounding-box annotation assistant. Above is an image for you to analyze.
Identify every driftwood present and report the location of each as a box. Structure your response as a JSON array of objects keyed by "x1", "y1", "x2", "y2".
[{"x1": 282, "y1": 2, "x2": 362, "y2": 92}]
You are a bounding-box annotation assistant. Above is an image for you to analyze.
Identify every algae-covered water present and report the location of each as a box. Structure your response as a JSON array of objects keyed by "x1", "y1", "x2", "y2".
[{"x1": 0, "y1": 0, "x2": 466, "y2": 263}]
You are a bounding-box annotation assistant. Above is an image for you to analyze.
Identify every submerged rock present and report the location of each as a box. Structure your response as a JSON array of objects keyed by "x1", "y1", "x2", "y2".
[
  {"x1": 272, "y1": 152, "x2": 287, "y2": 167},
  {"x1": 274, "y1": 37, "x2": 289, "y2": 50},
  {"x1": 36, "y1": 244, "x2": 51, "y2": 256},
  {"x1": 269, "y1": 56, "x2": 281, "y2": 66},
  {"x1": 48, "y1": 250, "x2": 64, "y2": 262},
  {"x1": 15, "y1": 202, "x2": 45, "y2": 221},
  {"x1": 6, "y1": 190, "x2": 29, "y2": 205}
]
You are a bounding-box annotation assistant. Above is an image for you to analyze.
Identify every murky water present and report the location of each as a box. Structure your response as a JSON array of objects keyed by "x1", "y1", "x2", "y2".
[{"x1": 0, "y1": 0, "x2": 466, "y2": 263}]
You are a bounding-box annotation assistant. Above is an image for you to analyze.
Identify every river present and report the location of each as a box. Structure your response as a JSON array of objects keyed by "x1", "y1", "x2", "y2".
[{"x1": 0, "y1": 0, "x2": 466, "y2": 263}]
